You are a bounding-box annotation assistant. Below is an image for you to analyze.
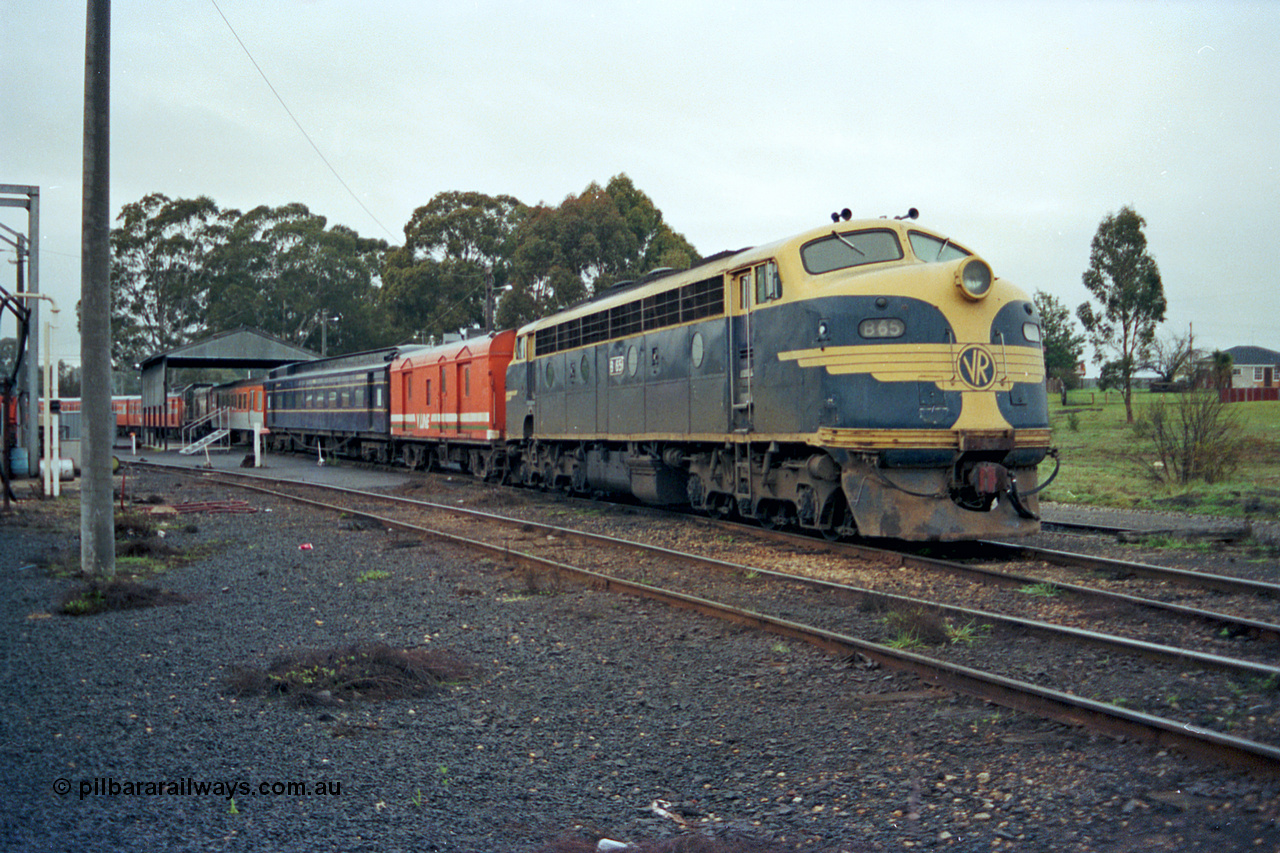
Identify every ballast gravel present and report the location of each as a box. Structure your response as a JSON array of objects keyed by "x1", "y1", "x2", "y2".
[{"x1": 2, "y1": 469, "x2": 1278, "y2": 852}]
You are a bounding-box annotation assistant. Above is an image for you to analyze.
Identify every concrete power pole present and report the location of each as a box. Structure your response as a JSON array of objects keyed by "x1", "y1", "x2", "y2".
[{"x1": 81, "y1": 0, "x2": 114, "y2": 577}]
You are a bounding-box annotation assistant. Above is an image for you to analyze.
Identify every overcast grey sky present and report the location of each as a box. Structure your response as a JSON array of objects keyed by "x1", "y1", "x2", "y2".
[{"x1": 3, "y1": 0, "x2": 1278, "y2": 367}]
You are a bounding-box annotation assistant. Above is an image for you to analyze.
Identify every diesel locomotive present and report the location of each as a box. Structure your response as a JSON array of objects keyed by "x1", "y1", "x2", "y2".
[{"x1": 257, "y1": 211, "x2": 1054, "y2": 541}]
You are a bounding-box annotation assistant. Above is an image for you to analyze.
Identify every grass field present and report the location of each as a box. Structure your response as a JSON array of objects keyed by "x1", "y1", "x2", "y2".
[{"x1": 1040, "y1": 388, "x2": 1280, "y2": 517}]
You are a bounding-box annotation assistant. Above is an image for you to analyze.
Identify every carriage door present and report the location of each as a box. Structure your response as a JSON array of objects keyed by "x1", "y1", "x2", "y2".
[
  {"x1": 730, "y1": 268, "x2": 754, "y2": 432},
  {"x1": 456, "y1": 361, "x2": 471, "y2": 436}
]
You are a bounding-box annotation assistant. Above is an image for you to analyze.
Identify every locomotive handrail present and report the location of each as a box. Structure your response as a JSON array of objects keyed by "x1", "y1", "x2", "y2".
[
  {"x1": 994, "y1": 330, "x2": 1010, "y2": 384},
  {"x1": 946, "y1": 327, "x2": 958, "y2": 383}
]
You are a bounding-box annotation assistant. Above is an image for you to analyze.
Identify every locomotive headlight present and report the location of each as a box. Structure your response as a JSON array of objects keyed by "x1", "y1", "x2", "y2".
[{"x1": 955, "y1": 258, "x2": 993, "y2": 300}]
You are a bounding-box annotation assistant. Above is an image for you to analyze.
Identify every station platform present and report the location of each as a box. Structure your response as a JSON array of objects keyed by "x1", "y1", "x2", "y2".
[{"x1": 114, "y1": 444, "x2": 414, "y2": 492}]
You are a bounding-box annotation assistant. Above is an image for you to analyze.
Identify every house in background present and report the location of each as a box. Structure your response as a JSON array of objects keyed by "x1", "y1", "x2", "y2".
[
  {"x1": 1212, "y1": 345, "x2": 1280, "y2": 402},
  {"x1": 1226, "y1": 346, "x2": 1280, "y2": 389}
]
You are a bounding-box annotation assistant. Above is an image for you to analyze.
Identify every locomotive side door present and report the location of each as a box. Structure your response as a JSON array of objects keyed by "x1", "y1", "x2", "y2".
[{"x1": 729, "y1": 268, "x2": 754, "y2": 432}]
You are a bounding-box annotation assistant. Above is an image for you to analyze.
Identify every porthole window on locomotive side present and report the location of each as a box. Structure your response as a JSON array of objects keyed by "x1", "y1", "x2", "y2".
[
  {"x1": 546, "y1": 361, "x2": 556, "y2": 386},
  {"x1": 627, "y1": 345, "x2": 639, "y2": 376},
  {"x1": 691, "y1": 332, "x2": 705, "y2": 368},
  {"x1": 580, "y1": 353, "x2": 591, "y2": 382}
]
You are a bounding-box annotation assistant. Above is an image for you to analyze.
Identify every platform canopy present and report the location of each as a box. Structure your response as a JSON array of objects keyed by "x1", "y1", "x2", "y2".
[{"x1": 139, "y1": 328, "x2": 317, "y2": 444}]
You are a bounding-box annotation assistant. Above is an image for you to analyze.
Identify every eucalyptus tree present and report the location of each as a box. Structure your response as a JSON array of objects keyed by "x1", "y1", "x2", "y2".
[
  {"x1": 505, "y1": 174, "x2": 698, "y2": 328},
  {"x1": 108, "y1": 193, "x2": 223, "y2": 367},
  {"x1": 1076, "y1": 206, "x2": 1166, "y2": 422},
  {"x1": 1032, "y1": 290, "x2": 1085, "y2": 402},
  {"x1": 381, "y1": 191, "x2": 525, "y2": 343},
  {"x1": 206, "y1": 203, "x2": 390, "y2": 354}
]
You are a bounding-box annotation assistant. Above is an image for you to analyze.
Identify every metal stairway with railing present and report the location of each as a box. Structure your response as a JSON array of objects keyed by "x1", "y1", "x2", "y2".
[
  {"x1": 179, "y1": 407, "x2": 231, "y2": 455},
  {"x1": 179, "y1": 428, "x2": 230, "y2": 455}
]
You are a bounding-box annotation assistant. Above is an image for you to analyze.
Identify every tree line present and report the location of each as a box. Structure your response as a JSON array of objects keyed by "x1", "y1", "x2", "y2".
[
  {"x1": 99, "y1": 173, "x2": 697, "y2": 371},
  {"x1": 12, "y1": 190, "x2": 1206, "y2": 423}
]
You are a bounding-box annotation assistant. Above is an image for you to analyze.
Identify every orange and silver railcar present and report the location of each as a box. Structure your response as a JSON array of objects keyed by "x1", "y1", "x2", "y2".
[{"x1": 389, "y1": 330, "x2": 516, "y2": 477}]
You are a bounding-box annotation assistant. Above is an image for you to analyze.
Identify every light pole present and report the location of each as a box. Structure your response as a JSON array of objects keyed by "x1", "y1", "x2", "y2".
[
  {"x1": 11, "y1": 292, "x2": 60, "y2": 496},
  {"x1": 319, "y1": 313, "x2": 341, "y2": 356}
]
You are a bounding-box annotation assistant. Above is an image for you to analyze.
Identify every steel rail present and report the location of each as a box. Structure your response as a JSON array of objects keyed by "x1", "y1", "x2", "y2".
[
  {"x1": 136, "y1": 463, "x2": 1280, "y2": 773},
  {"x1": 728, "y1": 520, "x2": 1280, "y2": 645},
  {"x1": 1039, "y1": 518, "x2": 1139, "y2": 536},
  {"x1": 979, "y1": 539, "x2": 1280, "y2": 598},
  {"x1": 140, "y1": 462, "x2": 1280, "y2": 673}
]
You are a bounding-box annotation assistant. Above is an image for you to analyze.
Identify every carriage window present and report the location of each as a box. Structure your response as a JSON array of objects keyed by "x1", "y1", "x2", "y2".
[
  {"x1": 464, "y1": 366, "x2": 471, "y2": 397},
  {"x1": 801, "y1": 229, "x2": 903, "y2": 274}
]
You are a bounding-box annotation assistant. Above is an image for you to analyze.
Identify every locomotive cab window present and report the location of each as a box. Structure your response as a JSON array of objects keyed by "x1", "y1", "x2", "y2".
[
  {"x1": 801, "y1": 229, "x2": 903, "y2": 274},
  {"x1": 736, "y1": 261, "x2": 780, "y2": 308},
  {"x1": 754, "y1": 261, "x2": 781, "y2": 303},
  {"x1": 907, "y1": 231, "x2": 971, "y2": 264}
]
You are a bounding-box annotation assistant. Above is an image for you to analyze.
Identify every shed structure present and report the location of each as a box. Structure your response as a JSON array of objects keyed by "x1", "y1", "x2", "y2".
[{"x1": 139, "y1": 328, "x2": 316, "y2": 447}]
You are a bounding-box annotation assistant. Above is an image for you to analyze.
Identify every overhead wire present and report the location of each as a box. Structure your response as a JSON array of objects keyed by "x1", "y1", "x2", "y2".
[{"x1": 208, "y1": 0, "x2": 398, "y2": 243}]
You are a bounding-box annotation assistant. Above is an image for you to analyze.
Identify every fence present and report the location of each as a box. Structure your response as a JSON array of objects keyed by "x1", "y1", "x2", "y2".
[{"x1": 1219, "y1": 387, "x2": 1279, "y2": 403}]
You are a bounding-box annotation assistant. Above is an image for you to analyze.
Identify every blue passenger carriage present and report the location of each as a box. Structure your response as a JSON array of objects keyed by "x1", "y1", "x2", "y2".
[{"x1": 263, "y1": 348, "x2": 395, "y2": 462}]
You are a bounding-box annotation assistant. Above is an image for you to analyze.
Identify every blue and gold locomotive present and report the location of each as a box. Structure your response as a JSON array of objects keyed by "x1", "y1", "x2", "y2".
[{"x1": 506, "y1": 210, "x2": 1052, "y2": 540}]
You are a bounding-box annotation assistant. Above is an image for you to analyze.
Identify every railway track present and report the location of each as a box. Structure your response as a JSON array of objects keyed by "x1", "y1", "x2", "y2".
[{"x1": 131, "y1": 461, "x2": 1280, "y2": 774}]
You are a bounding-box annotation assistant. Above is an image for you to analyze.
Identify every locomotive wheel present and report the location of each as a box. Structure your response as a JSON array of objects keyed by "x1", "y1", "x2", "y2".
[
  {"x1": 705, "y1": 493, "x2": 731, "y2": 519},
  {"x1": 402, "y1": 444, "x2": 426, "y2": 470},
  {"x1": 822, "y1": 504, "x2": 855, "y2": 541},
  {"x1": 756, "y1": 501, "x2": 793, "y2": 531}
]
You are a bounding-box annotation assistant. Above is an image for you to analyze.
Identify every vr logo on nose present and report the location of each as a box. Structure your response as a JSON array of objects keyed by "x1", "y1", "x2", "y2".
[{"x1": 957, "y1": 345, "x2": 996, "y2": 390}]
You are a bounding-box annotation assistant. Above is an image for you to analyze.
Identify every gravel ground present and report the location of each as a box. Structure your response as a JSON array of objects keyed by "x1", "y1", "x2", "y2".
[{"x1": 2, "y1": 470, "x2": 1279, "y2": 852}]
